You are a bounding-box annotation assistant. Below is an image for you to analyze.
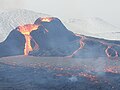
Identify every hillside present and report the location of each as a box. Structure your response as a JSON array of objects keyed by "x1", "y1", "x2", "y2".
[
  {"x1": 0, "y1": 9, "x2": 50, "y2": 42},
  {"x1": 64, "y1": 18, "x2": 120, "y2": 40}
]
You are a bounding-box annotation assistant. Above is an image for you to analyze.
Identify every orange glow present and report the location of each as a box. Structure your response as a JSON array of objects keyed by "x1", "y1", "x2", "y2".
[
  {"x1": 67, "y1": 34, "x2": 85, "y2": 57},
  {"x1": 41, "y1": 17, "x2": 53, "y2": 22},
  {"x1": 66, "y1": 33, "x2": 119, "y2": 59},
  {"x1": 18, "y1": 24, "x2": 39, "y2": 55}
]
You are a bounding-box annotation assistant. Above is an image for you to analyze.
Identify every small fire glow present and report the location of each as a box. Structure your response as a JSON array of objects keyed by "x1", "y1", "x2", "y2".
[
  {"x1": 78, "y1": 72, "x2": 96, "y2": 81},
  {"x1": 18, "y1": 24, "x2": 39, "y2": 55},
  {"x1": 41, "y1": 17, "x2": 53, "y2": 22}
]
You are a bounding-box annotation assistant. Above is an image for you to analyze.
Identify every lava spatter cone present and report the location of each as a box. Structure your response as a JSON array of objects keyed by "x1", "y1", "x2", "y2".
[
  {"x1": 0, "y1": 24, "x2": 39, "y2": 57},
  {"x1": 30, "y1": 17, "x2": 120, "y2": 58},
  {"x1": 0, "y1": 29, "x2": 25, "y2": 57},
  {"x1": 30, "y1": 17, "x2": 80, "y2": 56},
  {"x1": 0, "y1": 17, "x2": 120, "y2": 58}
]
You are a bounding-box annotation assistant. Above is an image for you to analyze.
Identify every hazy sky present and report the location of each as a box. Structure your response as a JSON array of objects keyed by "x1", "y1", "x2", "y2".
[{"x1": 0, "y1": 0, "x2": 120, "y2": 28}]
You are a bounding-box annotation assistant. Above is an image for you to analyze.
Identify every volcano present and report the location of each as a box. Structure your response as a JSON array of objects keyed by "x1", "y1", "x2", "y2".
[
  {"x1": 0, "y1": 17, "x2": 120, "y2": 59},
  {"x1": 0, "y1": 9, "x2": 50, "y2": 42},
  {"x1": 30, "y1": 17, "x2": 80, "y2": 56},
  {"x1": 0, "y1": 29, "x2": 25, "y2": 57}
]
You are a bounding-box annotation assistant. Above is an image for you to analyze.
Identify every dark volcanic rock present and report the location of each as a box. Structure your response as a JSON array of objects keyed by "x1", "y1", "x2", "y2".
[
  {"x1": 30, "y1": 17, "x2": 120, "y2": 58},
  {"x1": 30, "y1": 18, "x2": 80, "y2": 56},
  {"x1": 0, "y1": 17, "x2": 120, "y2": 58},
  {"x1": 0, "y1": 58, "x2": 120, "y2": 90},
  {"x1": 33, "y1": 18, "x2": 79, "y2": 49},
  {"x1": 0, "y1": 29, "x2": 25, "y2": 57},
  {"x1": 73, "y1": 39, "x2": 107, "y2": 58}
]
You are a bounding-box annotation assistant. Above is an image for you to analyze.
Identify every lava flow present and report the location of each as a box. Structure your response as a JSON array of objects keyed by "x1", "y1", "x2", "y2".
[
  {"x1": 67, "y1": 34, "x2": 85, "y2": 57},
  {"x1": 18, "y1": 24, "x2": 39, "y2": 55},
  {"x1": 105, "y1": 46, "x2": 118, "y2": 58},
  {"x1": 83, "y1": 37, "x2": 119, "y2": 59},
  {"x1": 39, "y1": 17, "x2": 53, "y2": 32},
  {"x1": 94, "y1": 39, "x2": 119, "y2": 58}
]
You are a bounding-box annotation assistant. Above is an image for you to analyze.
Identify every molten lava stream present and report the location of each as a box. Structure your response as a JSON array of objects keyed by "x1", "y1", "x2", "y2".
[
  {"x1": 24, "y1": 35, "x2": 32, "y2": 55},
  {"x1": 67, "y1": 34, "x2": 85, "y2": 57},
  {"x1": 86, "y1": 38, "x2": 119, "y2": 59},
  {"x1": 105, "y1": 46, "x2": 118, "y2": 59},
  {"x1": 18, "y1": 24, "x2": 39, "y2": 56}
]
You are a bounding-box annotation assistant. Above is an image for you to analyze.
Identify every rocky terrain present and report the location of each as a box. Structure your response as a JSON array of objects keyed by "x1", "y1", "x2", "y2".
[
  {"x1": 0, "y1": 17, "x2": 120, "y2": 59},
  {"x1": 0, "y1": 56, "x2": 120, "y2": 90},
  {"x1": 0, "y1": 9, "x2": 120, "y2": 90}
]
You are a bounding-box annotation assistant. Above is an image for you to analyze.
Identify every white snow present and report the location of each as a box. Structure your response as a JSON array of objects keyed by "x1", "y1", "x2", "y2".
[
  {"x1": 0, "y1": 9, "x2": 50, "y2": 42},
  {"x1": 0, "y1": 9, "x2": 119, "y2": 42},
  {"x1": 64, "y1": 18, "x2": 120, "y2": 40}
]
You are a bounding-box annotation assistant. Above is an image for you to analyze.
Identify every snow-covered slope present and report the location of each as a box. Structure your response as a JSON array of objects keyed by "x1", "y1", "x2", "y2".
[
  {"x1": 0, "y1": 9, "x2": 119, "y2": 41},
  {"x1": 64, "y1": 18, "x2": 120, "y2": 40},
  {"x1": 0, "y1": 9, "x2": 50, "y2": 42}
]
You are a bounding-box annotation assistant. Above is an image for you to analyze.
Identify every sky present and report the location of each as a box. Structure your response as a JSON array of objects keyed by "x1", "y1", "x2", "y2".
[{"x1": 0, "y1": 0, "x2": 120, "y2": 28}]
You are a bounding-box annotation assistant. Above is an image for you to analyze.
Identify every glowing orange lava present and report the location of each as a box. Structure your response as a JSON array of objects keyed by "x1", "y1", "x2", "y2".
[
  {"x1": 41, "y1": 17, "x2": 53, "y2": 22},
  {"x1": 90, "y1": 39, "x2": 119, "y2": 59},
  {"x1": 67, "y1": 34, "x2": 85, "y2": 57},
  {"x1": 18, "y1": 24, "x2": 39, "y2": 55},
  {"x1": 66, "y1": 33, "x2": 119, "y2": 59}
]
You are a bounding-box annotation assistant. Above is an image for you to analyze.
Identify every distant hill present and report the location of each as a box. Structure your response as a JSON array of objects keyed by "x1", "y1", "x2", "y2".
[
  {"x1": 64, "y1": 18, "x2": 120, "y2": 40},
  {"x1": 0, "y1": 9, "x2": 50, "y2": 42},
  {"x1": 0, "y1": 17, "x2": 120, "y2": 59}
]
